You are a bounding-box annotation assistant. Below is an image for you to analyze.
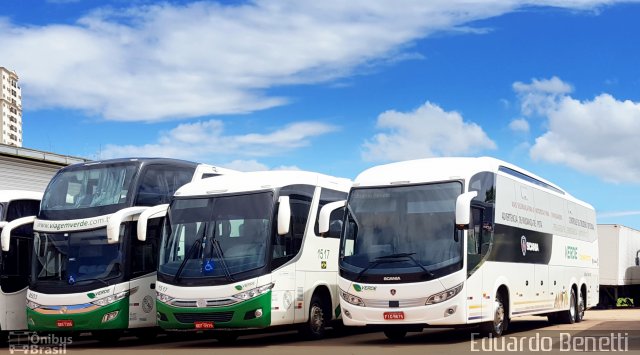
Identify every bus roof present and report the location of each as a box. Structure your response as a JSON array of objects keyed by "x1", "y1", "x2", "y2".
[
  {"x1": 175, "y1": 170, "x2": 351, "y2": 197},
  {"x1": 0, "y1": 190, "x2": 43, "y2": 203},
  {"x1": 65, "y1": 157, "x2": 200, "y2": 170},
  {"x1": 354, "y1": 156, "x2": 591, "y2": 208}
]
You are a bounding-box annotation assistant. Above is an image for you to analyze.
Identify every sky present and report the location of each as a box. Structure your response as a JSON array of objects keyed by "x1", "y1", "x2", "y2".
[{"x1": 3, "y1": 0, "x2": 640, "y2": 228}]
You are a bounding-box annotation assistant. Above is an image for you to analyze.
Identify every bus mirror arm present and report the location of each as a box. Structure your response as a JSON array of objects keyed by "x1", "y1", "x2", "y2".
[
  {"x1": 106, "y1": 206, "x2": 148, "y2": 244},
  {"x1": 1, "y1": 216, "x2": 36, "y2": 252},
  {"x1": 137, "y1": 204, "x2": 169, "y2": 242},
  {"x1": 636, "y1": 249, "x2": 640, "y2": 266},
  {"x1": 277, "y1": 196, "x2": 291, "y2": 236},
  {"x1": 455, "y1": 191, "x2": 478, "y2": 231},
  {"x1": 318, "y1": 200, "x2": 346, "y2": 235}
]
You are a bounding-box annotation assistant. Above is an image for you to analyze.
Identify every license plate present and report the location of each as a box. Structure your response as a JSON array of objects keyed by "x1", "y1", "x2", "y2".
[
  {"x1": 194, "y1": 321, "x2": 214, "y2": 329},
  {"x1": 383, "y1": 312, "x2": 405, "y2": 320},
  {"x1": 56, "y1": 320, "x2": 74, "y2": 328}
]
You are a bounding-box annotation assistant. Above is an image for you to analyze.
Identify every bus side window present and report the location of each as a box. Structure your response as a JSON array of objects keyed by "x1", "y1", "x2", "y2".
[
  {"x1": 135, "y1": 166, "x2": 195, "y2": 206},
  {"x1": 132, "y1": 217, "x2": 162, "y2": 277},
  {"x1": 467, "y1": 207, "x2": 484, "y2": 273}
]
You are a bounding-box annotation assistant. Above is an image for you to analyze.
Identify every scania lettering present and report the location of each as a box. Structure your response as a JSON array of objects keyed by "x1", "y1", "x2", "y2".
[
  {"x1": 138, "y1": 171, "x2": 350, "y2": 342},
  {"x1": 319, "y1": 157, "x2": 598, "y2": 340},
  {"x1": 1, "y1": 158, "x2": 234, "y2": 341},
  {"x1": 0, "y1": 190, "x2": 42, "y2": 343}
]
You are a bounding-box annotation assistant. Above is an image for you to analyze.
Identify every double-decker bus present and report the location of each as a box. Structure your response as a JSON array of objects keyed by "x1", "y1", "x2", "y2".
[
  {"x1": 319, "y1": 157, "x2": 598, "y2": 339},
  {"x1": 134, "y1": 171, "x2": 350, "y2": 342},
  {"x1": 1, "y1": 158, "x2": 233, "y2": 341},
  {"x1": 0, "y1": 190, "x2": 42, "y2": 342}
]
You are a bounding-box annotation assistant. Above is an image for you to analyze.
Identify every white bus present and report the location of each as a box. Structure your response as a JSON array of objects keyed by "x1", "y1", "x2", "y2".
[
  {"x1": 319, "y1": 157, "x2": 598, "y2": 339},
  {"x1": 0, "y1": 190, "x2": 42, "y2": 342},
  {"x1": 136, "y1": 171, "x2": 351, "y2": 342},
  {"x1": 1, "y1": 158, "x2": 233, "y2": 341}
]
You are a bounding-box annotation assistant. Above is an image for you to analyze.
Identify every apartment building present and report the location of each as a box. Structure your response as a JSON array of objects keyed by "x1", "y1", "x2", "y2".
[{"x1": 0, "y1": 67, "x2": 22, "y2": 147}]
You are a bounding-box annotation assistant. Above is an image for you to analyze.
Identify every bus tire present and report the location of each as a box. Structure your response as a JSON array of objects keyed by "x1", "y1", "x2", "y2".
[
  {"x1": 383, "y1": 328, "x2": 407, "y2": 341},
  {"x1": 575, "y1": 289, "x2": 586, "y2": 323},
  {"x1": 300, "y1": 294, "x2": 327, "y2": 340},
  {"x1": 558, "y1": 288, "x2": 577, "y2": 324},
  {"x1": 480, "y1": 292, "x2": 508, "y2": 337}
]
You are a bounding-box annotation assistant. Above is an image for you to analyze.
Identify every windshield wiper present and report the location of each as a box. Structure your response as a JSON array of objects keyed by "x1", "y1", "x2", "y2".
[
  {"x1": 376, "y1": 252, "x2": 435, "y2": 277},
  {"x1": 173, "y1": 223, "x2": 207, "y2": 283},
  {"x1": 73, "y1": 277, "x2": 111, "y2": 287},
  {"x1": 207, "y1": 223, "x2": 234, "y2": 282},
  {"x1": 355, "y1": 258, "x2": 404, "y2": 282}
]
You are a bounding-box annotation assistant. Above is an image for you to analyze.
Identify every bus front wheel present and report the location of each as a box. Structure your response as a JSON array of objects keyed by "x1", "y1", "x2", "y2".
[
  {"x1": 300, "y1": 295, "x2": 327, "y2": 340},
  {"x1": 480, "y1": 292, "x2": 508, "y2": 337}
]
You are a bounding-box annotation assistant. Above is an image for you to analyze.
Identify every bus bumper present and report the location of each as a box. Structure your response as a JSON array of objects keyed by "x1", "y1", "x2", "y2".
[
  {"x1": 157, "y1": 291, "x2": 271, "y2": 330},
  {"x1": 27, "y1": 297, "x2": 129, "y2": 332},
  {"x1": 340, "y1": 295, "x2": 467, "y2": 327}
]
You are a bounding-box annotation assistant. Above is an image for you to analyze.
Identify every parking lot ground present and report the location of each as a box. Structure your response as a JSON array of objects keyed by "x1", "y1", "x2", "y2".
[{"x1": 5, "y1": 308, "x2": 640, "y2": 355}]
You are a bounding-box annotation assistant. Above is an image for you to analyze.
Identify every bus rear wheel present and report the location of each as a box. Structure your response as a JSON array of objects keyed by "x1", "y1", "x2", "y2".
[{"x1": 558, "y1": 288, "x2": 577, "y2": 324}]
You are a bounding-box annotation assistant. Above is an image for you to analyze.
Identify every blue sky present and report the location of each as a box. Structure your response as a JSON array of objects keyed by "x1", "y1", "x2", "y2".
[{"x1": 3, "y1": 1, "x2": 640, "y2": 228}]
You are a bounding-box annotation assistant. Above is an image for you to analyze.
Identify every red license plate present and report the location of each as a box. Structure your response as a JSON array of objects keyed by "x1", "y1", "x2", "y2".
[
  {"x1": 383, "y1": 312, "x2": 405, "y2": 320},
  {"x1": 194, "y1": 321, "x2": 214, "y2": 329},
  {"x1": 56, "y1": 320, "x2": 74, "y2": 328}
]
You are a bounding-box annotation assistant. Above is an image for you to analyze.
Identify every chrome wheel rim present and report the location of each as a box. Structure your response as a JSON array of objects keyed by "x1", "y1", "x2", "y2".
[
  {"x1": 494, "y1": 300, "x2": 505, "y2": 333},
  {"x1": 570, "y1": 292, "x2": 576, "y2": 318}
]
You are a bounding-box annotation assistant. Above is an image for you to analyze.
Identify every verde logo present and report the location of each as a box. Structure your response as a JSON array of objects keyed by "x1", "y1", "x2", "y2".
[
  {"x1": 87, "y1": 292, "x2": 96, "y2": 299},
  {"x1": 87, "y1": 289, "x2": 110, "y2": 299},
  {"x1": 235, "y1": 285, "x2": 243, "y2": 291},
  {"x1": 353, "y1": 284, "x2": 376, "y2": 292},
  {"x1": 566, "y1": 246, "x2": 578, "y2": 260}
]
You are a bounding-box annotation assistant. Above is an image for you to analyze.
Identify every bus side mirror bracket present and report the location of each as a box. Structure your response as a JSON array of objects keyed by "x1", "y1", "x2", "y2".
[
  {"x1": 318, "y1": 200, "x2": 346, "y2": 235},
  {"x1": 277, "y1": 196, "x2": 291, "y2": 236},
  {"x1": 137, "y1": 204, "x2": 169, "y2": 242},
  {"x1": 1, "y1": 216, "x2": 36, "y2": 252},
  {"x1": 106, "y1": 206, "x2": 148, "y2": 244},
  {"x1": 455, "y1": 191, "x2": 478, "y2": 231}
]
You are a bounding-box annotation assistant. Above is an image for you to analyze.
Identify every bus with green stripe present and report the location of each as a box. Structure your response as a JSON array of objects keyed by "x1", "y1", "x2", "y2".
[
  {"x1": 1, "y1": 158, "x2": 234, "y2": 341},
  {"x1": 135, "y1": 171, "x2": 350, "y2": 342}
]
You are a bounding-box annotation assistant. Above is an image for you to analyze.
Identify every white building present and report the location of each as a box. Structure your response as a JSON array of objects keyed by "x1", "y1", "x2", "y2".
[{"x1": 0, "y1": 67, "x2": 22, "y2": 147}]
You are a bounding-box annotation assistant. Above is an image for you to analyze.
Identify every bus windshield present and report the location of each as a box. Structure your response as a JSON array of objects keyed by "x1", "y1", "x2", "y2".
[
  {"x1": 340, "y1": 182, "x2": 462, "y2": 277},
  {"x1": 159, "y1": 192, "x2": 273, "y2": 281},
  {"x1": 32, "y1": 230, "x2": 123, "y2": 287},
  {"x1": 41, "y1": 163, "x2": 138, "y2": 213}
]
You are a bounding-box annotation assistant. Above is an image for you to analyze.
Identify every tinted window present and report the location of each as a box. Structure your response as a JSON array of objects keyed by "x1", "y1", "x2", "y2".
[
  {"x1": 132, "y1": 217, "x2": 162, "y2": 277},
  {"x1": 135, "y1": 166, "x2": 195, "y2": 206},
  {"x1": 314, "y1": 188, "x2": 347, "y2": 237},
  {"x1": 272, "y1": 185, "x2": 314, "y2": 269}
]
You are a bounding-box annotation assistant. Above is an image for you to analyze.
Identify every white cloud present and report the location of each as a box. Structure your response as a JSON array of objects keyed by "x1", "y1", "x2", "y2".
[
  {"x1": 221, "y1": 159, "x2": 301, "y2": 172},
  {"x1": 509, "y1": 118, "x2": 530, "y2": 133},
  {"x1": 1, "y1": 1, "x2": 623, "y2": 121},
  {"x1": 513, "y1": 76, "x2": 573, "y2": 116},
  {"x1": 100, "y1": 119, "x2": 336, "y2": 163},
  {"x1": 528, "y1": 92, "x2": 640, "y2": 183},
  {"x1": 362, "y1": 101, "x2": 496, "y2": 162}
]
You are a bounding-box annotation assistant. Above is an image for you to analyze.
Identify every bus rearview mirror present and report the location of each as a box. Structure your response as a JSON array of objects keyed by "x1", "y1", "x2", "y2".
[
  {"x1": 106, "y1": 206, "x2": 148, "y2": 244},
  {"x1": 277, "y1": 196, "x2": 291, "y2": 236},
  {"x1": 1, "y1": 216, "x2": 36, "y2": 252},
  {"x1": 318, "y1": 200, "x2": 346, "y2": 235},
  {"x1": 455, "y1": 191, "x2": 478, "y2": 230},
  {"x1": 137, "y1": 204, "x2": 169, "y2": 242}
]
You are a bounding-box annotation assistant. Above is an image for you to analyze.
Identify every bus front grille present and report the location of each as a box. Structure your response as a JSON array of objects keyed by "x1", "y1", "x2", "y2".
[{"x1": 174, "y1": 311, "x2": 234, "y2": 323}]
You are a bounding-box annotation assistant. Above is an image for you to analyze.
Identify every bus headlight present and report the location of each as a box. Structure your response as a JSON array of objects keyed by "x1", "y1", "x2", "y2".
[
  {"x1": 156, "y1": 291, "x2": 174, "y2": 304},
  {"x1": 27, "y1": 300, "x2": 41, "y2": 310},
  {"x1": 339, "y1": 289, "x2": 365, "y2": 307},
  {"x1": 425, "y1": 283, "x2": 463, "y2": 305},
  {"x1": 232, "y1": 283, "x2": 274, "y2": 301},
  {"x1": 91, "y1": 290, "x2": 129, "y2": 307}
]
